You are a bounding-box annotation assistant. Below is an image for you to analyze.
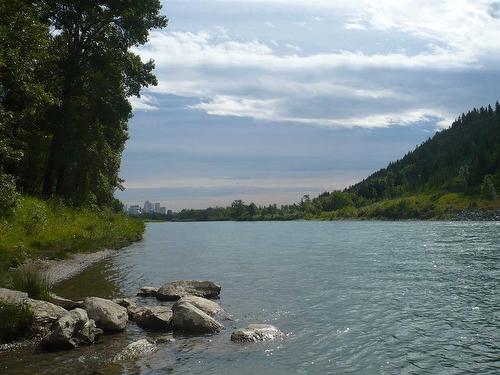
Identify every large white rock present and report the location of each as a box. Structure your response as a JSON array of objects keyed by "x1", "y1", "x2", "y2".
[
  {"x1": 156, "y1": 280, "x2": 221, "y2": 301},
  {"x1": 177, "y1": 296, "x2": 227, "y2": 318},
  {"x1": 0, "y1": 288, "x2": 28, "y2": 304},
  {"x1": 84, "y1": 297, "x2": 128, "y2": 332},
  {"x1": 231, "y1": 324, "x2": 284, "y2": 343},
  {"x1": 171, "y1": 301, "x2": 224, "y2": 334}
]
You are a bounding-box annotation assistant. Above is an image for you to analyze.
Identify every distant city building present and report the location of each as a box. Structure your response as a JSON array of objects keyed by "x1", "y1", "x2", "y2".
[
  {"x1": 159, "y1": 207, "x2": 166, "y2": 215},
  {"x1": 143, "y1": 201, "x2": 153, "y2": 213},
  {"x1": 167, "y1": 210, "x2": 173, "y2": 216},
  {"x1": 154, "y1": 202, "x2": 161, "y2": 213},
  {"x1": 128, "y1": 205, "x2": 142, "y2": 215}
]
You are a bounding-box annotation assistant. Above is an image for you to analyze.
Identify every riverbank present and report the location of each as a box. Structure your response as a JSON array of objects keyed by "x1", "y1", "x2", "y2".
[{"x1": 0, "y1": 196, "x2": 145, "y2": 286}]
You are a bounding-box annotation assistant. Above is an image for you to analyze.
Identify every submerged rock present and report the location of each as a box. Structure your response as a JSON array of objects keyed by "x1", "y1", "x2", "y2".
[
  {"x1": 41, "y1": 308, "x2": 102, "y2": 349},
  {"x1": 113, "y1": 339, "x2": 157, "y2": 361},
  {"x1": 84, "y1": 297, "x2": 128, "y2": 332},
  {"x1": 156, "y1": 280, "x2": 221, "y2": 301},
  {"x1": 177, "y1": 295, "x2": 228, "y2": 319},
  {"x1": 171, "y1": 301, "x2": 224, "y2": 334},
  {"x1": 231, "y1": 324, "x2": 284, "y2": 343},
  {"x1": 137, "y1": 286, "x2": 158, "y2": 297},
  {"x1": 136, "y1": 306, "x2": 172, "y2": 331},
  {"x1": 113, "y1": 298, "x2": 146, "y2": 321},
  {"x1": 155, "y1": 335, "x2": 175, "y2": 344}
]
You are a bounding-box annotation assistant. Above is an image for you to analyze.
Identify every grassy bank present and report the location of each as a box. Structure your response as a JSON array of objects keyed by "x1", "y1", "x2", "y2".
[
  {"x1": 313, "y1": 193, "x2": 500, "y2": 220},
  {"x1": 0, "y1": 196, "x2": 145, "y2": 279}
]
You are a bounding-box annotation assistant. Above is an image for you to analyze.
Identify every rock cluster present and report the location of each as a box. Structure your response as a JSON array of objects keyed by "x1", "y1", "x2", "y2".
[{"x1": 1, "y1": 277, "x2": 285, "y2": 357}]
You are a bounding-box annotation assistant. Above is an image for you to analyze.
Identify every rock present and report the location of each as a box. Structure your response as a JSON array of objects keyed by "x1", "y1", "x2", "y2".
[
  {"x1": 156, "y1": 280, "x2": 221, "y2": 301},
  {"x1": 24, "y1": 298, "x2": 67, "y2": 325},
  {"x1": 177, "y1": 296, "x2": 227, "y2": 318},
  {"x1": 136, "y1": 306, "x2": 172, "y2": 331},
  {"x1": 137, "y1": 286, "x2": 158, "y2": 297},
  {"x1": 41, "y1": 308, "x2": 102, "y2": 349},
  {"x1": 0, "y1": 288, "x2": 28, "y2": 304},
  {"x1": 113, "y1": 339, "x2": 157, "y2": 361},
  {"x1": 155, "y1": 335, "x2": 175, "y2": 344},
  {"x1": 231, "y1": 324, "x2": 284, "y2": 343},
  {"x1": 48, "y1": 293, "x2": 84, "y2": 310},
  {"x1": 113, "y1": 298, "x2": 146, "y2": 321},
  {"x1": 171, "y1": 301, "x2": 224, "y2": 334},
  {"x1": 84, "y1": 297, "x2": 128, "y2": 332}
]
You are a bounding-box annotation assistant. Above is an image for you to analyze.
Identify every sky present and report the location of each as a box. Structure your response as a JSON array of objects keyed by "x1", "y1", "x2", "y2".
[{"x1": 117, "y1": 0, "x2": 500, "y2": 211}]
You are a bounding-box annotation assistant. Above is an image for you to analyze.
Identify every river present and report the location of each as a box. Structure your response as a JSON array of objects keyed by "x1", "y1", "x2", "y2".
[{"x1": 1, "y1": 221, "x2": 499, "y2": 374}]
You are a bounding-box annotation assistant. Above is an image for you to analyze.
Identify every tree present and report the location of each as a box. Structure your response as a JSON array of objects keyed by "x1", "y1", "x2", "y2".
[
  {"x1": 0, "y1": 0, "x2": 54, "y2": 211},
  {"x1": 39, "y1": 0, "x2": 167, "y2": 205}
]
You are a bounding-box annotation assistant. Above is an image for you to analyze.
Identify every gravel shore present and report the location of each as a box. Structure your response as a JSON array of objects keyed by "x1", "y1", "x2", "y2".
[{"x1": 32, "y1": 249, "x2": 117, "y2": 284}]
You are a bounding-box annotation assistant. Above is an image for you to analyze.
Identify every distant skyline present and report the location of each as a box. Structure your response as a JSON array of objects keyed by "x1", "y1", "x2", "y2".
[{"x1": 117, "y1": 0, "x2": 500, "y2": 210}]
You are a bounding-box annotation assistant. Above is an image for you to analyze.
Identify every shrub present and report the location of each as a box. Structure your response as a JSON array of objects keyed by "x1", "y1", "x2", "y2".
[
  {"x1": 11, "y1": 265, "x2": 52, "y2": 301},
  {"x1": 0, "y1": 302, "x2": 34, "y2": 342},
  {"x1": 0, "y1": 173, "x2": 19, "y2": 217}
]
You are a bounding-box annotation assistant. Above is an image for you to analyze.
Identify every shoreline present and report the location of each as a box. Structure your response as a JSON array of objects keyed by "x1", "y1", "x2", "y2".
[{"x1": 30, "y1": 249, "x2": 118, "y2": 285}]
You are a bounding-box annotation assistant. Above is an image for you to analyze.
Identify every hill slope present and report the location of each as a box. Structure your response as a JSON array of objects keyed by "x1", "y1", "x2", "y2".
[{"x1": 348, "y1": 104, "x2": 500, "y2": 200}]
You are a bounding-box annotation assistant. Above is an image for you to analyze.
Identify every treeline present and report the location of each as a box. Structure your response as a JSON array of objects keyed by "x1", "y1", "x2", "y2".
[
  {"x1": 0, "y1": 1, "x2": 166, "y2": 215},
  {"x1": 172, "y1": 104, "x2": 500, "y2": 221}
]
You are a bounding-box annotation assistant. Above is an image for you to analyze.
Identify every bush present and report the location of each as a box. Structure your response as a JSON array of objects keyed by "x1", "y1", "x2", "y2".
[
  {"x1": 0, "y1": 173, "x2": 19, "y2": 217},
  {"x1": 0, "y1": 301, "x2": 34, "y2": 342},
  {"x1": 11, "y1": 265, "x2": 51, "y2": 301}
]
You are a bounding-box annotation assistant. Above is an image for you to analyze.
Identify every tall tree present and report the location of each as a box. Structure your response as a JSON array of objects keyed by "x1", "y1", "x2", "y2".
[
  {"x1": 0, "y1": 0, "x2": 54, "y2": 212},
  {"x1": 39, "y1": 0, "x2": 167, "y2": 205}
]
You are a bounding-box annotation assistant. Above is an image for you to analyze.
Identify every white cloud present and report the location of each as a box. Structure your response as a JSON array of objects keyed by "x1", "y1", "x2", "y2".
[
  {"x1": 129, "y1": 95, "x2": 159, "y2": 111},
  {"x1": 190, "y1": 95, "x2": 453, "y2": 129}
]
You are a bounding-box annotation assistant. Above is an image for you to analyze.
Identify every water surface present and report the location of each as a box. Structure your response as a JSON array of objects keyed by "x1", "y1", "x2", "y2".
[{"x1": 2, "y1": 221, "x2": 499, "y2": 374}]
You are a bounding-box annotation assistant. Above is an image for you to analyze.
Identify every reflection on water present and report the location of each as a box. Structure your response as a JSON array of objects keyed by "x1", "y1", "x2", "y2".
[{"x1": 1, "y1": 221, "x2": 499, "y2": 374}]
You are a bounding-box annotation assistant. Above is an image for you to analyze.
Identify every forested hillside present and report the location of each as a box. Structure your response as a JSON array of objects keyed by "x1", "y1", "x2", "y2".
[{"x1": 348, "y1": 104, "x2": 500, "y2": 200}]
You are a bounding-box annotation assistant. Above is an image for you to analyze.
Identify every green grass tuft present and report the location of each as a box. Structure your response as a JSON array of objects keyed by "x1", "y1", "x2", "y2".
[
  {"x1": 11, "y1": 265, "x2": 51, "y2": 301},
  {"x1": 0, "y1": 301, "x2": 34, "y2": 343}
]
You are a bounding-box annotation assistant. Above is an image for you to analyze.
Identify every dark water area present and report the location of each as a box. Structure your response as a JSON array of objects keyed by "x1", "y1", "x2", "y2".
[{"x1": 1, "y1": 221, "x2": 499, "y2": 374}]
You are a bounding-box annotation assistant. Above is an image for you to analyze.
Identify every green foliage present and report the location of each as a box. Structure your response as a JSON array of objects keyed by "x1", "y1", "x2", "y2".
[
  {"x1": 0, "y1": 0, "x2": 167, "y2": 206},
  {"x1": 0, "y1": 301, "x2": 34, "y2": 343},
  {"x1": 11, "y1": 265, "x2": 51, "y2": 301},
  {"x1": 0, "y1": 173, "x2": 19, "y2": 217},
  {"x1": 0, "y1": 196, "x2": 145, "y2": 277}
]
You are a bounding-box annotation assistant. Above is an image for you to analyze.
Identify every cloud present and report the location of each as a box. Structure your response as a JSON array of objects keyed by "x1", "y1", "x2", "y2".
[
  {"x1": 129, "y1": 95, "x2": 159, "y2": 111},
  {"x1": 190, "y1": 95, "x2": 453, "y2": 129},
  {"x1": 133, "y1": 1, "x2": 500, "y2": 128}
]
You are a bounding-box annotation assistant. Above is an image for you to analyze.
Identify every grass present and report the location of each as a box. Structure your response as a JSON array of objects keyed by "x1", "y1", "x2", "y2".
[
  {"x1": 0, "y1": 196, "x2": 145, "y2": 280},
  {"x1": 11, "y1": 264, "x2": 52, "y2": 301},
  {"x1": 0, "y1": 301, "x2": 34, "y2": 343}
]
